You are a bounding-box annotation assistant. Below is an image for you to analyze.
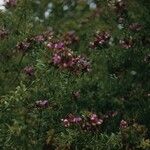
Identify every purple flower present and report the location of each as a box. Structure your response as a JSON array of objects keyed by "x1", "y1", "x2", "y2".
[
  {"x1": 23, "y1": 66, "x2": 35, "y2": 76},
  {"x1": 52, "y1": 53, "x2": 62, "y2": 65},
  {"x1": 90, "y1": 113, "x2": 103, "y2": 126},
  {"x1": 54, "y1": 42, "x2": 65, "y2": 50}
]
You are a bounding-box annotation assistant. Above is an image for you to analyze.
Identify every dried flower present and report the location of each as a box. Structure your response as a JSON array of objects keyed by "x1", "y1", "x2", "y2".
[
  {"x1": 0, "y1": 28, "x2": 8, "y2": 40},
  {"x1": 72, "y1": 91, "x2": 81, "y2": 99},
  {"x1": 35, "y1": 100, "x2": 49, "y2": 109},
  {"x1": 120, "y1": 38, "x2": 133, "y2": 49},
  {"x1": 129, "y1": 23, "x2": 142, "y2": 32}
]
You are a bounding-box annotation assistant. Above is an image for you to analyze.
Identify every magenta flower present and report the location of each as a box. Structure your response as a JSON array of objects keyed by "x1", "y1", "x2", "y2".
[
  {"x1": 47, "y1": 41, "x2": 65, "y2": 50},
  {"x1": 90, "y1": 114, "x2": 103, "y2": 126},
  {"x1": 52, "y1": 54, "x2": 62, "y2": 65},
  {"x1": 54, "y1": 42, "x2": 65, "y2": 50},
  {"x1": 68, "y1": 114, "x2": 82, "y2": 124},
  {"x1": 61, "y1": 114, "x2": 82, "y2": 127},
  {"x1": 120, "y1": 120, "x2": 128, "y2": 129},
  {"x1": 61, "y1": 119, "x2": 70, "y2": 127}
]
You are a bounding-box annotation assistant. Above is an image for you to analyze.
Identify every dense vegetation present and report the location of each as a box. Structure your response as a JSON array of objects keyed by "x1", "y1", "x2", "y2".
[{"x1": 0, "y1": 0, "x2": 150, "y2": 149}]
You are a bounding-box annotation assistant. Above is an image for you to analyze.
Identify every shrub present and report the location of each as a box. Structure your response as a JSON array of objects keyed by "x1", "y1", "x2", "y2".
[{"x1": 0, "y1": 0, "x2": 149, "y2": 149}]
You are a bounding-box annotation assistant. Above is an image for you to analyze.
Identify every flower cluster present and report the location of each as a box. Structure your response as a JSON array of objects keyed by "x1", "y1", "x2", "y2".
[
  {"x1": 61, "y1": 113, "x2": 103, "y2": 130},
  {"x1": 16, "y1": 31, "x2": 53, "y2": 52},
  {"x1": 5, "y1": 0, "x2": 17, "y2": 8},
  {"x1": 90, "y1": 31, "x2": 111, "y2": 49},
  {"x1": 120, "y1": 120, "x2": 128, "y2": 129},
  {"x1": 31, "y1": 31, "x2": 54, "y2": 43},
  {"x1": 62, "y1": 30, "x2": 79, "y2": 46},
  {"x1": 108, "y1": 0, "x2": 127, "y2": 25},
  {"x1": 47, "y1": 31, "x2": 78, "y2": 49},
  {"x1": 23, "y1": 66, "x2": 35, "y2": 76},
  {"x1": 0, "y1": 28, "x2": 8, "y2": 40},
  {"x1": 89, "y1": 113, "x2": 103, "y2": 126},
  {"x1": 51, "y1": 48, "x2": 91, "y2": 73},
  {"x1": 61, "y1": 114, "x2": 82, "y2": 127},
  {"x1": 47, "y1": 41, "x2": 65, "y2": 50},
  {"x1": 47, "y1": 38, "x2": 91, "y2": 73},
  {"x1": 120, "y1": 37, "x2": 134, "y2": 49},
  {"x1": 61, "y1": 111, "x2": 120, "y2": 132},
  {"x1": 16, "y1": 40, "x2": 31, "y2": 52},
  {"x1": 81, "y1": 114, "x2": 103, "y2": 132}
]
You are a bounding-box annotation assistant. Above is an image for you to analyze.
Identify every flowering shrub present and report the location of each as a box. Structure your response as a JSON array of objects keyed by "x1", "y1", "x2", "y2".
[
  {"x1": 90, "y1": 31, "x2": 111, "y2": 49},
  {"x1": 0, "y1": 0, "x2": 150, "y2": 149}
]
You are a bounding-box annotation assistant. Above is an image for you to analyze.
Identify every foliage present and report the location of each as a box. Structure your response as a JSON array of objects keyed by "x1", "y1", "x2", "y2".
[{"x1": 0, "y1": 0, "x2": 150, "y2": 149}]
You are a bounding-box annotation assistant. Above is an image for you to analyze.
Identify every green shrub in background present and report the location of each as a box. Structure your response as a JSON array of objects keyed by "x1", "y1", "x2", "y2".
[{"x1": 0, "y1": 0, "x2": 150, "y2": 149}]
